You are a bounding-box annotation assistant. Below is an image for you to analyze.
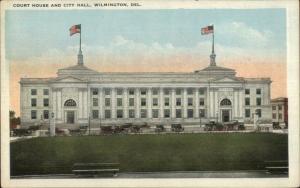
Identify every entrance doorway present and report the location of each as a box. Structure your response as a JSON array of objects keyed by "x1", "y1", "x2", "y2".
[
  {"x1": 66, "y1": 111, "x2": 75, "y2": 124},
  {"x1": 222, "y1": 110, "x2": 230, "y2": 122}
]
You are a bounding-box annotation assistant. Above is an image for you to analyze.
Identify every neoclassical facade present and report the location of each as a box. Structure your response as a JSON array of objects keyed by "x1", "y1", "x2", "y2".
[{"x1": 20, "y1": 51, "x2": 272, "y2": 129}]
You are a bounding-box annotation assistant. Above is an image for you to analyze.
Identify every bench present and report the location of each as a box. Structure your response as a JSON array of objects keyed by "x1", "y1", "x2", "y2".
[
  {"x1": 264, "y1": 160, "x2": 288, "y2": 174},
  {"x1": 72, "y1": 163, "x2": 120, "y2": 177}
]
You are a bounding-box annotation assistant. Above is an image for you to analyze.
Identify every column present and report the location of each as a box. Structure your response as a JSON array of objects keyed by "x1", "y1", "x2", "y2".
[
  {"x1": 195, "y1": 88, "x2": 199, "y2": 118},
  {"x1": 99, "y1": 88, "x2": 104, "y2": 119},
  {"x1": 111, "y1": 88, "x2": 116, "y2": 119},
  {"x1": 209, "y1": 89, "x2": 214, "y2": 118},
  {"x1": 214, "y1": 89, "x2": 218, "y2": 120},
  {"x1": 135, "y1": 88, "x2": 140, "y2": 118},
  {"x1": 78, "y1": 89, "x2": 83, "y2": 119},
  {"x1": 159, "y1": 88, "x2": 164, "y2": 118},
  {"x1": 83, "y1": 89, "x2": 88, "y2": 119},
  {"x1": 147, "y1": 88, "x2": 152, "y2": 118},
  {"x1": 52, "y1": 89, "x2": 57, "y2": 120},
  {"x1": 171, "y1": 88, "x2": 176, "y2": 118},
  {"x1": 238, "y1": 89, "x2": 243, "y2": 117},
  {"x1": 123, "y1": 88, "x2": 128, "y2": 118},
  {"x1": 206, "y1": 87, "x2": 210, "y2": 118},
  {"x1": 183, "y1": 88, "x2": 187, "y2": 118},
  {"x1": 57, "y1": 89, "x2": 62, "y2": 120},
  {"x1": 233, "y1": 89, "x2": 238, "y2": 118}
]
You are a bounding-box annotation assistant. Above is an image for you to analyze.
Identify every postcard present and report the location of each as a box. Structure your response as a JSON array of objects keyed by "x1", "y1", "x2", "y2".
[{"x1": 1, "y1": 0, "x2": 299, "y2": 187}]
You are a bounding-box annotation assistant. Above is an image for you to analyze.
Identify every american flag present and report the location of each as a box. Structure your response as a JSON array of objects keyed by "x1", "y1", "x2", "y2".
[
  {"x1": 201, "y1": 25, "x2": 214, "y2": 35},
  {"x1": 69, "y1": 24, "x2": 81, "y2": 36}
]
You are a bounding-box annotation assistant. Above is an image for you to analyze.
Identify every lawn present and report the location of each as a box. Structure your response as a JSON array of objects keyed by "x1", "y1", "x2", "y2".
[{"x1": 10, "y1": 133, "x2": 288, "y2": 176}]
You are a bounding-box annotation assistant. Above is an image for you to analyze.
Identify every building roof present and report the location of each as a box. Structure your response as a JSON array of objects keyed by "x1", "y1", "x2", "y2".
[{"x1": 271, "y1": 97, "x2": 288, "y2": 103}]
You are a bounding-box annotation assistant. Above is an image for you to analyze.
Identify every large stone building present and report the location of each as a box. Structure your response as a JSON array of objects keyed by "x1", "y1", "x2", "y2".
[
  {"x1": 271, "y1": 97, "x2": 288, "y2": 128},
  {"x1": 20, "y1": 48, "x2": 272, "y2": 130}
]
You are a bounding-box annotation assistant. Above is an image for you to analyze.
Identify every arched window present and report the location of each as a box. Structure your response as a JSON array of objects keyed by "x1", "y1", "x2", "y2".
[
  {"x1": 220, "y1": 98, "x2": 231, "y2": 106},
  {"x1": 64, "y1": 99, "x2": 76, "y2": 107}
]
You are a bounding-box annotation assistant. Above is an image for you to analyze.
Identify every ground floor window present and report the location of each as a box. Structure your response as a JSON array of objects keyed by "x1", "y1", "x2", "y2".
[
  {"x1": 152, "y1": 109, "x2": 159, "y2": 118},
  {"x1": 272, "y1": 113, "x2": 276, "y2": 119},
  {"x1": 187, "y1": 109, "x2": 193, "y2": 118},
  {"x1": 31, "y1": 110, "x2": 37, "y2": 119},
  {"x1": 92, "y1": 110, "x2": 99, "y2": 119},
  {"x1": 117, "y1": 110, "x2": 123, "y2": 118},
  {"x1": 245, "y1": 109, "x2": 251, "y2": 118},
  {"x1": 176, "y1": 109, "x2": 182, "y2": 118},
  {"x1": 141, "y1": 109, "x2": 147, "y2": 118},
  {"x1": 129, "y1": 110, "x2": 135, "y2": 118},
  {"x1": 43, "y1": 110, "x2": 49, "y2": 119},
  {"x1": 105, "y1": 110, "x2": 111, "y2": 119},
  {"x1": 256, "y1": 109, "x2": 262, "y2": 118},
  {"x1": 164, "y1": 109, "x2": 170, "y2": 118},
  {"x1": 199, "y1": 109, "x2": 205, "y2": 118}
]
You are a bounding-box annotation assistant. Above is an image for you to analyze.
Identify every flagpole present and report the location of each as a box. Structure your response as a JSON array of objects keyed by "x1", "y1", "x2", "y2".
[
  {"x1": 212, "y1": 24, "x2": 214, "y2": 54},
  {"x1": 79, "y1": 24, "x2": 82, "y2": 52}
]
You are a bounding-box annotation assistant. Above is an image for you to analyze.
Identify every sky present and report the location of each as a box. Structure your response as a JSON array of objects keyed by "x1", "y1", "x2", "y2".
[{"x1": 5, "y1": 9, "x2": 287, "y2": 115}]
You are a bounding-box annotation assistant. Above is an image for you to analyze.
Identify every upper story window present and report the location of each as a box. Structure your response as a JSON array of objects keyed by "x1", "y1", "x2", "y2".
[
  {"x1": 31, "y1": 89, "x2": 37, "y2": 95},
  {"x1": 188, "y1": 98, "x2": 193, "y2": 106},
  {"x1": 164, "y1": 89, "x2": 170, "y2": 95},
  {"x1": 152, "y1": 89, "x2": 158, "y2": 95},
  {"x1": 105, "y1": 98, "x2": 111, "y2": 106},
  {"x1": 256, "y1": 88, "x2": 261, "y2": 95},
  {"x1": 117, "y1": 98, "x2": 122, "y2": 106},
  {"x1": 43, "y1": 98, "x2": 49, "y2": 107},
  {"x1": 141, "y1": 98, "x2": 147, "y2": 106},
  {"x1": 141, "y1": 89, "x2": 147, "y2": 95},
  {"x1": 128, "y1": 89, "x2": 135, "y2": 95},
  {"x1": 256, "y1": 98, "x2": 261, "y2": 106},
  {"x1": 31, "y1": 110, "x2": 37, "y2": 119},
  {"x1": 199, "y1": 88, "x2": 205, "y2": 95},
  {"x1": 31, "y1": 98, "x2": 37, "y2": 107},
  {"x1": 104, "y1": 88, "x2": 111, "y2": 95},
  {"x1": 116, "y1": 88, "x2": 123, "y2": 95},
  {"x1": 176, "y1": 89, "x2": 182, "y2": 95},
  {"x1": 64, "y1": 99, "x2": 76, "y2": 107},
  {"x1": 129, "y1": 98, "x2": 134, "y2": 106},
  {"x1": 152, "y1": 98, "x2": 158, "y2": 106},
  {"x1": 256, "y1": 109, "x2": 262, "y2": 118},
  {"x1": 278, "y1": 105, "x2": 282, "y2": 110},
  {"x1": 93, "y1": 98, "x2": 99, "y2": 107},
  {"x1": 199, "y1": 98, "x2": 205, "y2": 106},
  {"x1": 43, "y1": 89, "x2": 49, "y2": 95},
  {"x1": 92, "y1": 89, "x2": 98, "y2": 95},
  {"x1": 187, "y1": 88, "x2": 193, "y2": 95},
  {"x1": 164, "y1": 98, "x2": 169, "y2": 106},
  {"x1": 245, "y1": 89, "x2": 250, "y2": 95},
  {"x1": 176, "y1": 98, "x2": 181, "y2": 106},
  {"x1": 272, "y1": 106, "x2": 276, "y2": 110},
  {"x1": 245, "y1": 98, "x2": 250, "y2": 106},
  {"x1": 220, "y1": 98, "x2": 232, "y2": 106}
]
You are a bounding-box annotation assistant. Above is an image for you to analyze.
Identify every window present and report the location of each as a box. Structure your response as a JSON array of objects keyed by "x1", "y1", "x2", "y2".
[
  {"x1": 129, "y1": 110, "x2": 135, "y2": 118},
  {"x1": 43, "y1": 110, "x2": 49, "y2": 119},
  {"x1": 129, "y1": 89, "x2": 135, "y2": 95},
  {"x1": 187, "y1": 109, "x2": 194, "y2": 118},
  {"x1": 187, "y1": 88, "x2": 193, "y2": 95},
  {"x1": 105, "y1": 98, "x2": 111, "y2": 106},
  {"x1": 164, "y1": 89, "x2": 170, "y2": 95},
  {"x1": 43, "y1": 89, "x2": 49, "y2": 95},
  {"x1": 199, "y1": 98, "x2": 205, "y2": 106},
  {"x1": 92, "y1": 89, "x2": 98, "y2": 95},
  {"x1": 93, "y1": 98, "x2": 98, "y2": 106},
  {"x1": 279, "y1": 114, "x2": 282, "y2": 120},
  {"x1": 31, "y1": 89, "x2": 37, "y2": 95},
  {"x1": 152, "y1": 89, "x2": 158, "y2": 95},
  {"x1": 256, "y1": 109, "x2": 261, "y2": 118},
  {"x1": 31, "y1": 110, "x2": 37, "y2": 119},
  {"x1": 116, "y1": 88, "x2": 123, "y2": 95},
  {"x1": 245, "y1": 89, "x2": 250, "y2": 95},
  {"x1": 278, "y1": 105, "x2": 282, "y2": 110},
  {"x1": 176, "y1": 98, "x2": 181, "y2": 106},
  {"x1": 43, "y1": 98, "x2": 49, "y2": 107},
  {"x1": 92, "y1": 110, "x2": 99, "y2": 119},
  {"x1": 64, "y1": 99, "x2": 76, "y2": 107},
  {"x1": 141, "y1": 109, "x2": 147, "y2": 118},
  {"x1": 256, "y1": 98, "x2": 261, "y2": 106},
  {"x1": 105, "y1": 110, "x2": 111, "y2": 119},
  {"x1": 245, "y1": 109, "x2": 251, "y2": 118},
  {"x1": 199, "y1": 109, "x2": 205, "y2": 118},
  {"x1": 152, "y1": 98, "x2": 158, "y2": 106},
  {"x1": 31, "y1": 98, "x2": 37, "y2": 107},
  {"x1": 141, "y1": 98, "x2": 147, "y2": 106},
  {"x1": 164, "y1": 109, "x2": 170, "y2": 118},
  {"x1": 104, "y1": 88, "x2": 111, "y2": 95},
  {"x1": 272, "y1": 113, "x2": 277, "y2": 119},
  {"x1": 188, "y1": 98, "x2": 193, "y2": 106},
  {"x1": 117, "y1": 98, "x2": 122, "y2": 106},
  {"x1": 176, "y1": 109, "x2": 182, "y2": 118},
  {"x1": 141, "y1": 89, "x2": 147, "y2": 95},
  {"x1": 272, "y1": 106, "x2": 276, "y2": 110},
  {"x1": 256, "y1": 88, "x2": 261, "y2": 95},
  {"x1": 199, "y1": 88, "x2": 205, "y2": 95},
  {"x1": 129, "y1": 98, "x2": 134, "y2": 106},
  {"x1": 220, "y1": 99, "x2": 231, "y2": 106},
  {"x1": 152, "y1": 109, "x2": 159, "y2": 118},
  {"x1": 117, "y1": 110, "x2": 123, "y2": 118},
  {"x1": 245, "y1": 98, "x2": 250, "y2": 106},
  {"x1": 164, "y1": 98, "x2": 169, "y2": 106},
  {"x1": 176, "y1": 89, "x2": 182, "y2": 95}
]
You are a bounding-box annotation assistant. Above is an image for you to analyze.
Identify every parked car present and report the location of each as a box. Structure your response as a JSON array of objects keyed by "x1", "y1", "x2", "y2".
[{"x1": 171, "y1": 124, "x2": 184, "y2": 132}]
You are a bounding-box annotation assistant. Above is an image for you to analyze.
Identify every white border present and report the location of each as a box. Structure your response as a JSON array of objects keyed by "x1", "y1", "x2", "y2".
[{"x1": 1, "y1": 0, "x2": 299, "y2": 187}]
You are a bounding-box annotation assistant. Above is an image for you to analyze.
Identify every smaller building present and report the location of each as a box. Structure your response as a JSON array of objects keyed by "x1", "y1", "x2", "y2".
[{"x1": 271, "y1": 97, "x2": 288, "y2": 128}]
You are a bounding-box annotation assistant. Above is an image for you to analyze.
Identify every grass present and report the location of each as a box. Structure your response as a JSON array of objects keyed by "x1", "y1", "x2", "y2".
[{"x1": 10, "y1": 133, "x2": 288, "y2": 176}]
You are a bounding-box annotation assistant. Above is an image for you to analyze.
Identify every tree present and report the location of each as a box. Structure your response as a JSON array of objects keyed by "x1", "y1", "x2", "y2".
[{"x1": 10, "y1": 110, "x2": 20, "y2": 131}]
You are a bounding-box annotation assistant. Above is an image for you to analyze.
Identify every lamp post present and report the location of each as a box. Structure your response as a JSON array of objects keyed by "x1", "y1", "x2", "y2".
[
  {"x1": 216, "y1": 112, "x2": 219, "y2": 123},
  {"x1": 50, "y1": 112, "x2": 55, "y2": 136},
  {"x1": 199, "y1": 110, "x2": 202, "y2": 127}
]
